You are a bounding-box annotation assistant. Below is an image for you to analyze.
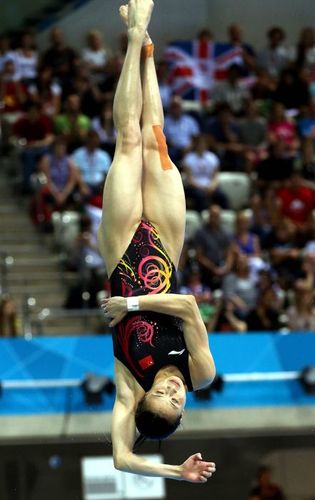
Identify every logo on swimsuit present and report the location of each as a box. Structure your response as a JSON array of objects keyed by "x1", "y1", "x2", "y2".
[{"x1": 168, "y1": 349, "x2": 185, "y2": 356}]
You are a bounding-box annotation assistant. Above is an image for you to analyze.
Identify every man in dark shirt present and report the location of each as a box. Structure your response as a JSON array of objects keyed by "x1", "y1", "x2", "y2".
[
  {"x1": 194, "y1": 204, "x2": 234, "y2": 287},
  {"x1": 256, "y1": 142, "x2": 294, "y2": 187},
  {"x1": 13, "y1": 101, "x2": 54, "y2": 192},
  {"x1": 41, "y1": 27, "x2": 78, "y2": 87},
  {"x1": 204, "y1": 103, "x2": 244, "y2": 171}
]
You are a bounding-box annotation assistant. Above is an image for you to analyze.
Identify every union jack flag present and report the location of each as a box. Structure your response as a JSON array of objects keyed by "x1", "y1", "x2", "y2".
[{"x1": 164, "y1": 40, "x2": 244, "y2": 103}]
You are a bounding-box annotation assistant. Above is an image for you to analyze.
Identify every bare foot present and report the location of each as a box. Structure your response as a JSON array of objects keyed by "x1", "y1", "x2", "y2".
[
  {"x1": 127, "y1": 0, "x2": 154, "y2": 37},
  {"x1": 119, "y1": 4, "x2": 152, "y2": 45}
]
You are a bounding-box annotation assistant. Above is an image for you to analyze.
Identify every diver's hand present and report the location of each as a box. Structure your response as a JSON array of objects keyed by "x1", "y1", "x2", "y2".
[
  {"x1": 180, "y1": 453, "x2": 216, "y2": 483},
  {"x1": 101, "y1": 297, "x2": 127, "y2": 327}
]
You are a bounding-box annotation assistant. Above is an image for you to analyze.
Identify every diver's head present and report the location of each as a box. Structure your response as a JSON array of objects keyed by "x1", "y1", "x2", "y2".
[{"x1": 135, "y1": 374, "x2": 186, "y2": 441}]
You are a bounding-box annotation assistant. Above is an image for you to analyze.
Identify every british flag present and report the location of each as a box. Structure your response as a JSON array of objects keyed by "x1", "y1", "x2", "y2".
[{"x1": 164, "y1": 39, "x2": 244, "y2": 103}]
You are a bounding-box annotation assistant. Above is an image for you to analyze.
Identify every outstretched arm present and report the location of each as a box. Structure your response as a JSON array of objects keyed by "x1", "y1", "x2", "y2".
[{"x1": 113, "y1": 361, "x2": 216, "y2": 482}]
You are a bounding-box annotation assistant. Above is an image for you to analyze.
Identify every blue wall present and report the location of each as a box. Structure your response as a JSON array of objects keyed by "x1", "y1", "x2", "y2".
[{"x1": 0, "y1": 333, "x2": 314, "y2": 415}]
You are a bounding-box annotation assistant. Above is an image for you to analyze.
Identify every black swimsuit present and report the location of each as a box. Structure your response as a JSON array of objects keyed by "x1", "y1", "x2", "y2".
[{"x1": 110, "y1": 220, "x2": 193, "y2": 392}]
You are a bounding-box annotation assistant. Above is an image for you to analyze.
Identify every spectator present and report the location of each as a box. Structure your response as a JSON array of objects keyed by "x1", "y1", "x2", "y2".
[
  {"x1": 273, "y1": 68, "x2": 310, "y2": 111},
  {"x1": 157, "y1": 60, "x2": 172, "y2": 110},
  {"x1": 0, "y1": 59, "x2": 26, "y2": 119},
  {"x1": 249, "y1": 191, "x2": 278, "y2": 247},
  {"x1": 92, "y1": 103, "x2": 116, "y2": 157},
  {"x1": 227, "y1": 23, "x2": 256, "y2": 75},
  {"x1": 164, "y1": 96, "x2": 200, "y2": 161},
  {"x1": 76, "y1": 209, "x2": 104, "y2": 271},
  {"x1": 41, "y1": 27, "x2": 78, "y2": 86},
  {"x1": 234, "y1": 210, "x2": 261, "y2": 257},
  {"x1": 212, "y1": 63, "x2": 250, "y2": 115},
  {"x1": 15, "y1": 31, "x2": 38, "y2": 84},
  {"x1": 204, "y1": 103, "x2": 244, "y2": 171},
  {"x1": 27, "y1": 65, "x2": 62, "y2": 118},
  {"x1": 209, "y1": 297, "x2": 247, "y2": 333},
  {"x1": 294, "y1": 27, "x2": 315, "y2": 79},
  {"x1": 277, "y1": 170, "x2": 315, "y2": 230},
  {"x1": 182, "y1": 134, "x2": 228, "y2": 212},
  {"x1": 13, "y1": 101, "x2": 54, "y2": 193},
  {"x1": 256, "y1": 142, "x2": 294, "y2": 188},
  {"x1": 72, "y1": 129, "x2": 111, "y2": 196},
  {"x1": 194, "y1": 204, "x2": 234, "y2": 287},
  {"x1": 297, "y1": 102, "x2": 315, "y2": 140},
  {"x1": 0, "y1": 295, "x2": 17, "y2": 337},
  {"x1": 223, "y1": 253, "x2": 258, "y2": 318},
  {"x1": 266, "y1": 220, "x2": 302, "y2": 288},
  {"x1": 238, "y1": 99, "x2": 267, "y2": 169},
  {"x1": 81, "y1": 29, "x2": 109, "y2": 84},
  {"x1": 179, "y1": 267, "x2": 214, "y2": 328},
  {"x1": 54, "y1": 93, "x2": 91, "y2": 151},
  {"x1": 258, "y1": 26, "x2": 290, "y2": 79},
  {"x1": 33, "y1": 138, "x2": 86, "y2": 227},
  {"x1": 70, "y1": 70, "x2": 103, "y2": 119},
  {"x1": 250, "y1": 67, "x2": 277, "y2": 102},
  {"x1": 0, "y1": 34, "x2": 16, "y2": 74},
  {"x1": 233, "y1": 210, "x2": 266, "y2": 280},
  {"x1": 267, "y1": 102, "x2": 299, "y2": 157},
  {"x1": 197, "y1": 29, "x2": 214, "y2": 43},
  {"x1": 287, "y1": 286, "x2": 315, "y2": 331},
  {"x1": 249, "y1": 465, "x2": 285, "y2": 500},
  {"x1": 245, "y1": 272, "x2": 281, "y2": 331},
  {"x1": 303, "y1": 224, "x2": 315, "y2": 257}
]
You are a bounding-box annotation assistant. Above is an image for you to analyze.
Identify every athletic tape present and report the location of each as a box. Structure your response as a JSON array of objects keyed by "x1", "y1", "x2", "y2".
[{"x1": 152, "y1": 125, "x2": 173, "y2": 170}]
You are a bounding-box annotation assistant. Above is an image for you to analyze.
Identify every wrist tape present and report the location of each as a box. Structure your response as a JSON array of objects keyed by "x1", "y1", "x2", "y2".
[{"x1": 127, "y1": 297, "x2": 140, "y2": 312}]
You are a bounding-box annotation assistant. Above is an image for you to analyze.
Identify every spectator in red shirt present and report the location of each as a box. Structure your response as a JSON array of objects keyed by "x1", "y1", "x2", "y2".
[
  {"x1": 13, "y1": 101, "x2": 54, "y2": 193},
  {"x1": 267, "y1": 102, "x2": 300, "y2": 157},
  {"x1": 277, "y1": 171, "x2": 315, "y2": 230}
]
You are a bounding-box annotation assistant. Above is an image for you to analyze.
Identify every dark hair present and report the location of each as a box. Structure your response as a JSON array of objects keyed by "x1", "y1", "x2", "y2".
[{"x1": 135, "y1": 398, "x2": 181, "y2": 442}]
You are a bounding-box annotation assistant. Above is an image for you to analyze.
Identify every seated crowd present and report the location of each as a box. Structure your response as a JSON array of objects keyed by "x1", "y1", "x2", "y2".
[{"x1": 1, "y1": 22, "x2": 315, "y2": 335}]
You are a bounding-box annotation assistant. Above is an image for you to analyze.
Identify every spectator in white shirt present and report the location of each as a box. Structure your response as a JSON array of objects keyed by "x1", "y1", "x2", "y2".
[
  {"x1": 258, "y1": 27, "x2": 291, "y2": 79},
  {"x1": 81, "y1": 30, "x2": 109, "y2": 83},
  {"x1": 182, "y1": 134, "x2": 228, "y2": 211},
  {"x1": 0, "y1": 34, "x2": 17, "y2": 75},
  {"x1": 164, "y1": 96, "x2": 200, "y2": 161},
  {"x1": 15, "y1": 31, "x2": 38, "y2": 83},
  {"x1": 72, "y1": 130, "x2": 111, "y2": 195}
]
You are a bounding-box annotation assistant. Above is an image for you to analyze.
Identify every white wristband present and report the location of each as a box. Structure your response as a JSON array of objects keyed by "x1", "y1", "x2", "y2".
[{"x1": 127, "y1": 297, "x2": 140, "y2": 312}]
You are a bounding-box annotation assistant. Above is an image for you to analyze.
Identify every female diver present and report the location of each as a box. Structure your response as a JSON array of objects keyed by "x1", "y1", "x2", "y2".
[{"x1": 98, "y1": 0, "x2": 216, "y2": 483}]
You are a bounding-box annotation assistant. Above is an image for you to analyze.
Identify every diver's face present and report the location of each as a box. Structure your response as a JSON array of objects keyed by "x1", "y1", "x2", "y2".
[{"x1": 145, "y1": 376, "x2": 186, "y2": 420}]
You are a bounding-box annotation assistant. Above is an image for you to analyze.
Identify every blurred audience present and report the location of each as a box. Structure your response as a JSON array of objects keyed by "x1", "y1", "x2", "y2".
[{"x1": 2, "y1": 20, "x2": 315, "y2": 334}]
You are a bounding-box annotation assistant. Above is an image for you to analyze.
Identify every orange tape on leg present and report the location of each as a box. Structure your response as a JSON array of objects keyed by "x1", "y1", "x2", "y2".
[
  {"x1": 142, "y1": 43, "x2": 154, "y2": 59},
  {"x1": 152, "y1": 125, "x2": 173, "y2": 170}
]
